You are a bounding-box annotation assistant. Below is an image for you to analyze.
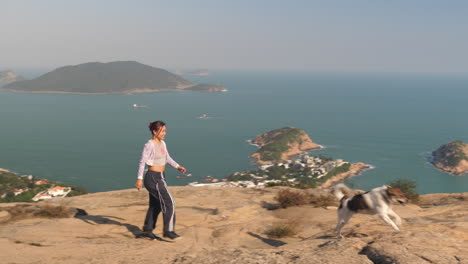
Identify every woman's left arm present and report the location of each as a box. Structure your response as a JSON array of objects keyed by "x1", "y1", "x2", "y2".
[{"x1": 165, "y1": 142, "x2": 186, "y2": 173}]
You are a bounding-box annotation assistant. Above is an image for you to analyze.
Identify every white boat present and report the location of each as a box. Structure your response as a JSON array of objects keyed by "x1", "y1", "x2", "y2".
[{"x1": 132, "y1": 104, "x2": 149, "y2": 108}]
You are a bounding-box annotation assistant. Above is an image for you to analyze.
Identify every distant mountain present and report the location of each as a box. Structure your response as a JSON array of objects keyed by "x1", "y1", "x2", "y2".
[
  {"x1": 0, "y1": 70, "x2": 25, "y2": 83},
  {"x1": 1, "y1": 61, "x2": 226, "y2": 94}
]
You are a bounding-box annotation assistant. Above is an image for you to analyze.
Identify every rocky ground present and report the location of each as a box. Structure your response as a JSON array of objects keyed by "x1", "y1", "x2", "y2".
[{"x1": 0, "y1": 186, "x2": 467, "y2": 264}]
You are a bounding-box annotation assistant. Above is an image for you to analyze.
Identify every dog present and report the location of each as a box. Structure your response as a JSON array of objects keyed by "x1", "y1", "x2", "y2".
[{"x1": 333, "y1": 183, "x2": 407, "y2": 238}]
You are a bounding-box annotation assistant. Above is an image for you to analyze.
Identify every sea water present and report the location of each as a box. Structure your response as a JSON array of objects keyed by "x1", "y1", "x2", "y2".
[{"x1": 0, "y1": 71, "x2": 467, "y2": 193}]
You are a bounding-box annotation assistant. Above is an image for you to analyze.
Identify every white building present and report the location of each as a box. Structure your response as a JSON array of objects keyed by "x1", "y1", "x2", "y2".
[{"x1": 32, "y1": 192, "x2": 53, "y2": 201}]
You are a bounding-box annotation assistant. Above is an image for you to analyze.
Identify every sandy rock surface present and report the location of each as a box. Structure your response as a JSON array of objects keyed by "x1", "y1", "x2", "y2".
[{"x1": 0, "y1": 187, "x2": 467, "y2": 264}]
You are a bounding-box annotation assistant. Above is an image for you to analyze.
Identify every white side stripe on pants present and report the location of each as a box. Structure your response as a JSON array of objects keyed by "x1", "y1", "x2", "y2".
[{"x1": 162, "y1": 176, "x2": 176, "y2": 232}]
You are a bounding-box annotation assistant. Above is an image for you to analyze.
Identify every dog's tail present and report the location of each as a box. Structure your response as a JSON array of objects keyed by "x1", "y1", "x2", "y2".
[{"x1": 333, "y1": 183, "x2": 353, "y2": 200}]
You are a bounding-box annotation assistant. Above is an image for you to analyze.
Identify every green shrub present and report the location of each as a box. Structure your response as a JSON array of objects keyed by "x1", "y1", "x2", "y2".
[
  {"x1": 265, "y1": 181, "x2": 289, "y2": 187},
  {"x1": 387, "y1": 178, "x2": 419, "y2": 203}
]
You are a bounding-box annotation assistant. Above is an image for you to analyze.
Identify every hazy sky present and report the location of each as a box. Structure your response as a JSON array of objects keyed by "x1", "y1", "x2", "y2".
[{"x1": 2, "y1": 0, "x2": 468, "y2": 72}]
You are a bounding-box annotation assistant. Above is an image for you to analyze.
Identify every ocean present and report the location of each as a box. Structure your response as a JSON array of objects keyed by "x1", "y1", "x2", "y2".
[{"x1": 1, "y1": 71, "x2": 467, "y2": 194}]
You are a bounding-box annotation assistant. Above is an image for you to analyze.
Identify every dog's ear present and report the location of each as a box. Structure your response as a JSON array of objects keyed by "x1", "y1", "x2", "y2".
[{"x1": 384, "y1": 185, "x2": 392, "y2": 188}]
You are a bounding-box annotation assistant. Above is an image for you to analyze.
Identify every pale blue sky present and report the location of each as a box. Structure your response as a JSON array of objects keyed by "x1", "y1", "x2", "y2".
[{"x1": 1, "y1": 0, "x2": 468, "y2": 72}]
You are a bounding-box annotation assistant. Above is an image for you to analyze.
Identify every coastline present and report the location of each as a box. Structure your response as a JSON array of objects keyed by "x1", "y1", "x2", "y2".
[
  {"x1": 432, "y1": 163, "x2": 468, "y2": 176},
  {"x1": 318, "y1": 162, "x2": 373, "y2": 189},
  {"x1": 0, "y1": 88, "x2": 172, "y2": 95},
  {"x1": 0, "y1": 83, "x2": 225, "y2": 95}
]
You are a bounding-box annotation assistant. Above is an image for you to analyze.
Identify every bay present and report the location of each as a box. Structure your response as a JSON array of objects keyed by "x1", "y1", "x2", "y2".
[{"x1": 1, "y1": 71, "x2": 467, "y2": 194}]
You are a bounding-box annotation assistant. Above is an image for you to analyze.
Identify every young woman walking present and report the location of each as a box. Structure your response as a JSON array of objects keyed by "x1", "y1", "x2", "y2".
[{"x1": 135, "y1": 121, "x2": 186, "y2": 240}]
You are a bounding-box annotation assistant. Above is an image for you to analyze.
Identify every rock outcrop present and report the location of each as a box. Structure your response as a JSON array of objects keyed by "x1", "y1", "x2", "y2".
[
  {"x1": 432, "y1": 141, "x2": 468, "y2": 175},
  {"x1": 250, "y1": 127, "x2": 321, "y2": 164},
  {"x1": 1, "y1": 187, "x2": 467, "y2": 264}
]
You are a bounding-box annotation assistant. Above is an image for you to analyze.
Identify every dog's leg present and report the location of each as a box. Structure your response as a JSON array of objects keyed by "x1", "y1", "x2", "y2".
[
  {"x1": 336, "y1": 210, "x2": 353, "y2": 238},
  {"x1": 378, "y1": 213, "x2": 400, "y2": 232},
  {"x1": 387, "y1": 208, "x2": 402, "y2": 226}
]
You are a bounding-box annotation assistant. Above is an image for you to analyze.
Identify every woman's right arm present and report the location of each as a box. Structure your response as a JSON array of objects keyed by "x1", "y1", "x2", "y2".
[{"x1": 137, "y1": 142, "x2": 151, "y2": 180}]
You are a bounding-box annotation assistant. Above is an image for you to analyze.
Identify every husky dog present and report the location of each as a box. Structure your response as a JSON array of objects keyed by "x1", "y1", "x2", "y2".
[{"x1": 333, "y1": 183, "x2": 407, "y2": 238}]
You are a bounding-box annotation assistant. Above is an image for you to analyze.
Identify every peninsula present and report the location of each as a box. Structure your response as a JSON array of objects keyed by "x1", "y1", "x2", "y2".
[
  {"x1": 188, "y1": 127, "x2": 370, "y2": 188},
  {"x1": 208, "y1": 155, "x2": 371, "y2": 189},
  {"x1": 432, "y1": 141, "x2": 468, "y2": 175},
  {"x1": 1, "y1": 61, "x2": 227, "y2": 94},
  {"x1": 250, "y1": 127, "x2": 321, "y2": 164}
]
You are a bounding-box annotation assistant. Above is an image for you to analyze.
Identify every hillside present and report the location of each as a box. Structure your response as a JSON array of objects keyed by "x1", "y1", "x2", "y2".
[
  {"x1": 250, "y1": 127, "x2": 321, "y2": 164},
  {"x1": 432, "y1": 141, "x2": 468, "y2": 175},
  {"x1": 0, "y1": 186, "x2": 467, "y2": 263},
  {"x1": 1, "y1": 61, "x2": 226, "y2": 94},
  {"x1": 0, "y1": 169, "x2": 87, "y2": 203}
]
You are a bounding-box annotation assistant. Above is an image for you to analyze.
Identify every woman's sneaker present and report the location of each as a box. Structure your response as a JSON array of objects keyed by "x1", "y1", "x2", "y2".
[
  {"x1": 142, "y1": 231, "x2": 162, "y2": 240},
  {"x1": 163, "y1": 232, "x2": 181, "y2": 240}
]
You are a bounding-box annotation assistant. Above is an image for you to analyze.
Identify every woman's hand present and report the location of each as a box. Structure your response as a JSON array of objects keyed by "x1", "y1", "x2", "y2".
[
  {"x1": 177, "y1": 166, "x2": 187, "y2": 173},
  {"x1": 135, "y1": 179, "x2": 143, "y2": 190}
]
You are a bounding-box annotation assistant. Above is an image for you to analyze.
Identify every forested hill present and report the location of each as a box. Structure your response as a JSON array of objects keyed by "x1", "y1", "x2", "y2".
[{"x1": 2, "y1": 61, "x2": 226, "y2": 94}]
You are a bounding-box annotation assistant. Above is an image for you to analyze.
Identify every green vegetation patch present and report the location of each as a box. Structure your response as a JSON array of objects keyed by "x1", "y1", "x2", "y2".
[
  {"x1": 387, "y1": 178, "x2": 419, "y2": 203},
  {"x1": 258, "y1": 127, "x2": 305, "y2": 162}
]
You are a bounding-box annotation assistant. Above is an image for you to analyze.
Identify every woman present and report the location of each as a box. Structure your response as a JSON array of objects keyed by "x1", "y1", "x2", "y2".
[{"x1": 135, "y1": 120, "x2": 186, "y2": 240}]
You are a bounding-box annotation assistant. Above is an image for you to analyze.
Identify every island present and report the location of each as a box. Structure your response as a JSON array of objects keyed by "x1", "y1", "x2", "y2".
[
  {"x1": 432, "y1": 141, "x2": 468, "y2": 175},
  {"x1": 1, "y1": 61, "x2": 227, "y2": 94},
  {"x1": 250, "y1": 127, "x2": 321, "y2": 164},
  {"x1": 0, "y1": 168, "x2": 87, "y2": 203}
]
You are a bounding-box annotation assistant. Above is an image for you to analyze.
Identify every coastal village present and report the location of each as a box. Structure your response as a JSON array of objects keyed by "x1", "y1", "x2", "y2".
[
  {"x1": 190, "y1": 154, "x2": 366, "y2": 188},
  {"x1": 0, "y1": 168, "x2": 84, "y2": 203}
]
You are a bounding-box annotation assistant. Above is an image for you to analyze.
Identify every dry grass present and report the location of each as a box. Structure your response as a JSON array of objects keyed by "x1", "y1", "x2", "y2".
[
  {"x1": 0, "y1": 203, "x2": 76, "y2": 224},
  {"x1": 264, "y1": 219, "x2": 300, "y2": 238},
  {"x1": 274, "y1": 189, "x2": 309, "y2": 208},
  {"x1": 309, "y1": 193, "x2": 337, "y2": 208}
]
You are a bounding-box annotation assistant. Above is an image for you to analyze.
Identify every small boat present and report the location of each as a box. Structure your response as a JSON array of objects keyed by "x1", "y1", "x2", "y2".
[
  {"x1": 132, "y1": 104, "x2": 149, "y2": 108},
  {"x1": 198, "y1": 114, "x2": 209, "y2": 119}
]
